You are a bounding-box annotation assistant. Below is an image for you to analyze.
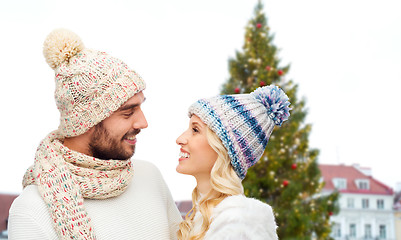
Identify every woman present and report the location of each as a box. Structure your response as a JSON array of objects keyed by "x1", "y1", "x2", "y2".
[{"x1": 176, "y1": 85, "x2": 291, "y2": 240}]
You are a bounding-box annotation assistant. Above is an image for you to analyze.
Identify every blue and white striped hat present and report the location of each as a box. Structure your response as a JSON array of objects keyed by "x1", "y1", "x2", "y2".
[{"x1": 188, "y1": 85, "x2": 291, "y2": 180}]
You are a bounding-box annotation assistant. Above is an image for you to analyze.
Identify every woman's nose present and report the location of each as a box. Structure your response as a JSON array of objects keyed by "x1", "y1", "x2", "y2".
[{"x1": 176, "y1": 130, "x2": 188, "y2": 145}]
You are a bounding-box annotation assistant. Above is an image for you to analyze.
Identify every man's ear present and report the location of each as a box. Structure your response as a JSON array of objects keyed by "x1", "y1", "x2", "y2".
[
  {"x1": 63, "y1": 125, "x2": 96, "y2": 154},
  {"x1": 86, "y1": 125, "x2": 96, "y2": 134},
  {"x1": 77, "y1": 123, "x2": 98, "y2": 140}
]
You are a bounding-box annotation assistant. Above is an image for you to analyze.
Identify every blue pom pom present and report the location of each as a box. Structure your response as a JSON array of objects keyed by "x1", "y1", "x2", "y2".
[{"x1": 251, "y1": 85, "x2": 291, "y2": 126}]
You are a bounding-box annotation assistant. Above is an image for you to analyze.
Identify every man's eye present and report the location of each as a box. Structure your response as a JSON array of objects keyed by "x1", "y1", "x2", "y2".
[
  {"x1": 123, "y1": 112, "x2": 134, "y2": 117},
  {"x1": 192, "y1": 127, "x2": 199, "y2": 133}
]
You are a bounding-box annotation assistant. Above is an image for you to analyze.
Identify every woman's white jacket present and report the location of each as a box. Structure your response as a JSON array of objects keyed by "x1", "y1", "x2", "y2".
[{"x1": 203, "y1": 195, "x2": 278, "y2": 240}]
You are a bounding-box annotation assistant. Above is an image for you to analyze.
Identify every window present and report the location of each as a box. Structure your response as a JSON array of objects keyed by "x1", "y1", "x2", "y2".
[
  {"x1": 332, "y1": 223, "x2": 341, "y2": 237},
  {"x1": 364, "y1": 224, "x2": 372, "y2": 239},
  {"x1": 347, "y1": 198, "x2": 354, "y2": 208},
  {"x1": 379, "y1": 225, "x2": 386, "y2": 239},
  {"x1": 377, "y1": 199, "x2": 384, "y2": 209},
  {"x1": 333, "y1": 178, "x2": 347, "y2": 190},
  {"x1": 356, "y1": 179, "x2": 370, "y2": 190},
  {"x1": 362, "y1": 199, "x2": 369, "y2": 209},
  {"x1": 349, "y1": 224, "x2": 356, "y2": 237},
  {"x1": 359, "y1": 181, "x2": 368, "y2": 189}
]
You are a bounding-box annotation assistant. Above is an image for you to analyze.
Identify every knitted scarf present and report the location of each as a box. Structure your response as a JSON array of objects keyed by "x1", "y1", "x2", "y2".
[{"x1": 23, "y1": 131, "x2": 133, "y2": 239}]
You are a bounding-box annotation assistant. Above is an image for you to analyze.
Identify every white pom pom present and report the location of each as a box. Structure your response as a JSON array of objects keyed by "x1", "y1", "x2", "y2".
[
  {"x1": 251, "y1": 85, "x2": 291, "y2": 126},
  {"x1": 43, "y1": 28, "x2": 85, "y2": 70}
]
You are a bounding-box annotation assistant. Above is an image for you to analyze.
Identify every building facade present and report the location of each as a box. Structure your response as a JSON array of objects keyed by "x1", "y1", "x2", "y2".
[
  {"x1": 175, "y1": 200, "x2": 192, "y2": 219},
  {"x1": 394, "y1": 191, "x2": 401, "y2": 240},
  {"x1": 319, "y1": 164, "x2": 396, "y2": 240},
  {"x1": 0, "y1": 193, "x2": 18, "y2": 238}
]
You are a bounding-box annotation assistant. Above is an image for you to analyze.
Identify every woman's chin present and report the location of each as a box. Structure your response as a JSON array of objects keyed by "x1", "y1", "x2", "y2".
[{"x1": 176, "y1": 166, "x2": 192, "y2": 176}]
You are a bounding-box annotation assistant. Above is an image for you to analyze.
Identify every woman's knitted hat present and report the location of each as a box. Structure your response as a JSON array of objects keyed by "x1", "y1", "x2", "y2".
[
  {"x1": 188, "y1": 85, "x2": 291, "y2": 180},
  {"x1": 43, "y1": 28, "x2": 145, "y2": 137}
]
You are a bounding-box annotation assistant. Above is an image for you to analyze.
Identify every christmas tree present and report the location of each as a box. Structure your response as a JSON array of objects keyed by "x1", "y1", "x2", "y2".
[{"x1": 221, "y1": 1, "x2": 339, "y2": 239}]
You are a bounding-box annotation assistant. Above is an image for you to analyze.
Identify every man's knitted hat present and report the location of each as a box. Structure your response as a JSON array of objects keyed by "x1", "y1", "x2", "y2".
[
  {"x1": 188, "y1": 85, "x2": 291, "y2": 180},
  {"x1": 43, "y1": 29, "x2": 145, "y2": 137}
]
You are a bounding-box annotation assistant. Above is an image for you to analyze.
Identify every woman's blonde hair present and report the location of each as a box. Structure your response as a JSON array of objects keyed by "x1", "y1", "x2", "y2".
[{"x1": 177, "y1": 127, "x2": 244, "y2": 240}]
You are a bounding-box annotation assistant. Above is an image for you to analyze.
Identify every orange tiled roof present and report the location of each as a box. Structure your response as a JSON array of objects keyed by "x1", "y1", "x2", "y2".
[{"x1": 319, "y1": 164, "x2": 393, "y2": 195}]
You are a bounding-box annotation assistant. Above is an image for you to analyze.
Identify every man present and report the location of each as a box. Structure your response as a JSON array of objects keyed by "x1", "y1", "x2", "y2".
[{"x1": 8, "y1": 28, "x2": 182, "y2": 240}]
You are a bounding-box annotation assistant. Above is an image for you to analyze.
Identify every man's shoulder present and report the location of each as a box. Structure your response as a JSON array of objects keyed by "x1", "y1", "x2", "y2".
[
  {"x1": 132, "y1": 159, "x2": 157, "y2": 169},
  {"x1": 130, "y1": 159, "x2": 166, "y2": 181},
  {"x1": 132, "y1": 159, "x2": 161, "y2": 174},
  {"x1": 9, "y1": 185, "x2": 47, "y2": 215}
]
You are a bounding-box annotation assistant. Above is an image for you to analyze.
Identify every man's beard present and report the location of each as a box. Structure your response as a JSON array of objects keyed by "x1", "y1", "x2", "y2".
[{"x1": 89, "y1": 122, "x2": 140, "y2": 160}]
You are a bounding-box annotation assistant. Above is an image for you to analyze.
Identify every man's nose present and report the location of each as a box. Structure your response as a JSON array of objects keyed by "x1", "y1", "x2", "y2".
[{"x1": 133, "y1": 108, "x2": 148, "y2": 129}]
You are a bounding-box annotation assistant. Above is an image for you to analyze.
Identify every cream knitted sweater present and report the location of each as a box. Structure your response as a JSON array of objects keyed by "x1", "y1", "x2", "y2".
[{"x1": 8, "y1": 160, "x2": 182, "y2": 240}]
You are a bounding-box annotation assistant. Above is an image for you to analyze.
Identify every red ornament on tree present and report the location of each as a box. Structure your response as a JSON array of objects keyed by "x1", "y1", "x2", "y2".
[
  {"x1": 291, "y1": 163, "x2": 297, "y2": 170},
  {"x1": 265, "y1": 65, "x2": 271, "y2": 71},
  {"x1": 328, "y1": 211, "x2": 333, "y2": 216},
  {"x1": 256, "y1": 23, "x2": 262, "y2": 29},
  {"x1": 234, "y1": 87, "x2": 240, "y2": 94},
  {"x1": 260, "y1": 81, "x2": 265, "y2": 87},
  {"x1": 283, "y1": 180, "x2": 289, "y2": 187},
  {"x1": 277, "y1": 69, "x2": 284, "y2": 76}
]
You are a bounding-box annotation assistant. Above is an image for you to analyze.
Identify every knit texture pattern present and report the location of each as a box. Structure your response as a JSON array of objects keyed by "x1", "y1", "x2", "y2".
[
  {"x1": 188, "y1": 85, "x2": 291, "y2": 180},
  {"x1": 23, "y1": 131, "x2": 133, "y2": 240},
  {"x1": 43, "y1": 28, "x2": 146, "y2": 137}
]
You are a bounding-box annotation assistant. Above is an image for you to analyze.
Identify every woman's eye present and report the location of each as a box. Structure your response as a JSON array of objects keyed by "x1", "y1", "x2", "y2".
[{"x1": 192, "y1": 127, "x2": 199, "y2": 133}]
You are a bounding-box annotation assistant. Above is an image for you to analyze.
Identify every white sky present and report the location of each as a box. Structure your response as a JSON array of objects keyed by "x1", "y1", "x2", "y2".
[{"x1": 0, "y1": 0, "x2": 400, "y2": 201}]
